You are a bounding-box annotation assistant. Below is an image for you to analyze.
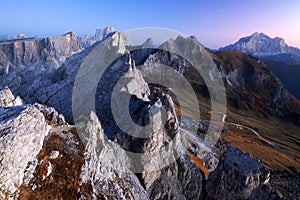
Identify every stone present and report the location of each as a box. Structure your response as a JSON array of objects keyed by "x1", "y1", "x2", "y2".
[
  {"x1": 0, "y1": 86, "x2": 23, "y2": 107},
  {"x1": 0, "y1": 105, "x2": 49, "y2": 198},
  {"x1": 78, "y1": 112, "x2": 148, "y2": 199},
  {"x1": 0, "y1": 31, "x2": 82, "y2": 68},
  {"x1": 79, "y1": 25, "x2": 131, "y2": 49},
  {"x1": 205, "y1": 146, "x2": 270, "y2": 200}
]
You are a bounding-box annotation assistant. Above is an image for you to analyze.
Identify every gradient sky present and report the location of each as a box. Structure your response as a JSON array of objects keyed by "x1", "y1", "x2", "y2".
[{"x1": 0, "y1": 0, "x2": 299, "y2": 49}]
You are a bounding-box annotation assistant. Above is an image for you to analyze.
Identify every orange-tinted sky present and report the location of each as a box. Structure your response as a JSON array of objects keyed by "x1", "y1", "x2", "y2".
[{"x1": 0, "y1": 0, "x2": 299, "y2": 49}]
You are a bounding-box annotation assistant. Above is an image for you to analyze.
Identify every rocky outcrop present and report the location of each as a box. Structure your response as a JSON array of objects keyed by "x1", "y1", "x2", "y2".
[
  {"x1": 0, "y1": 31, "x2": 82, "y2": 70},
  {"x1": 0, "y1": 86, "x2": 22, "y2": 107},
  {"x1": 33, "y1": 103, "x2": 65, "y2": 125},
  {"x1": 0, "y1": 30, "x2": 298, "y2": 199},
  {"x1": 78, "y1": 112, "x2": 148, "y2": 199},
  {"x1": 134, "y1": 36, "x2": 300, "y2": 118},
  {"x1": 1, "y1": 30, "x2": 298, "y2": 123},
  {"x1": 79, "y1": 25, "x2": 131, "y2": 48},
  {"x1": 18, "y1": 122, "x2": 85, "y2": 199},
  {"x1": 0, "y1": 105, "x2": 49, "y2": 198},
  {"x1": 147, "y1": 155, "x2": 204, "y2": 200},
  {"x1": 137, "y1": 86, "x2": 205, "y2": 199},
  {"x1": 206, "y1": 146, "x2": 270, "y2": 200},
  {"x1": 95, "y1": 52, "x2": 150, "y2": 145},
  {"x1": 77, "y1": 33, "x2": 206, "y2": 199},
  {"x1": 79, "y1": 25, "x2": 116, "y2": 48},
  {"x1": 219, "y1": 32, "x2": 300, "y2": 60},
  {"x1": 249, "y1": 172, "x2": 300, "y2": 200},
  {"x1": 210, "y1": 50, "x2": 300, "y2": 118}
]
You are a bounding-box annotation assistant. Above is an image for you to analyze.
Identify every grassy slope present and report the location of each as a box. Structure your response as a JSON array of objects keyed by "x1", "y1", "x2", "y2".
[{"x1": 174, "y1": 92, "x2": 300, "y2": 173}]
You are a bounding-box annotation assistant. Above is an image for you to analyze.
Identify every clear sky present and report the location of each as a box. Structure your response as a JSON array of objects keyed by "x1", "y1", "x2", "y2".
[{"x1": 0, "y1": 0, "x2": 299, "y2": 49}]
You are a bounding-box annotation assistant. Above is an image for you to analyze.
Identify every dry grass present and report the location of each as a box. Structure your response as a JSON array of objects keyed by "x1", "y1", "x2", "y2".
[
  {"x1": 174, "y1": 93, "x2": 300, "y2": 174},
  {"x1": 187, "y1": 150, "x2": 209, "y2": 179}
]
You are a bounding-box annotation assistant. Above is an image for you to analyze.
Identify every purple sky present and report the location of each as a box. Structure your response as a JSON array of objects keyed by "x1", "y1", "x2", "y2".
[{"x1": 0, "y1": 0, "x2": 299, "y2": 49}]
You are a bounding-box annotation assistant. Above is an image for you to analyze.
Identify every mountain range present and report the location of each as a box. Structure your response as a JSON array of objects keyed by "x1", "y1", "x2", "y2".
[
  {"x1": 219, "y1": 32, "x2": 300, "y2": 63},
  {"x1": 0, "y1": 27, "x2": 299, "y2": 199},
  {"x1": 78, "y1": 25, "x2": 131, "y2": 48},
  {"x1": 219, "y1": 32, "x2": 300, "y2": 99}
]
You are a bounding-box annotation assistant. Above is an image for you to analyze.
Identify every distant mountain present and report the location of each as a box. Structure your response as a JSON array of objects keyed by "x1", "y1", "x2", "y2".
[
  {"x1": 209, "y1": 50, "x2": 300, "y2": 118},
  {"x1": 0, "y1": 32, "x2": 82, "y2": 73},
  {"x1": 78, "y1": 25, "x2": 131, "y2": 48},
  {"x1": 135, "y1": 37, "x2": 300, "y2": 120},
  {"x1": 219, "y1": 32, "x2": 300, "y2": 100},
  {"x1": 0, "y1": 33, "x2": 27, "y2": 41},
  {"x1": 219, "y1": 32, "x2": 300, "y2": 64}
]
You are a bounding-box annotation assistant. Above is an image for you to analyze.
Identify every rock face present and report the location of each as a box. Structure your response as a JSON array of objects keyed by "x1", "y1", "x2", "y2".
[
  {"x1": 0, "y1": 33, "x2": 27, "y2": 41},
  {"x1": 0, "y1": 33, "x2": 209, "y2": 199},
  {"x1": 206, "y1": 146, "x2": 270, "y2": 200},
  {"x1": 95, "y1": 52, "x2": 150, "y2": 144},
  {"x1": 0, "y1": 87, "x2": 22, "y2": 107},
  {"x1": 0, "y1": 31, "x2": 82, "y2": 70},
  {"x1": 79, "y1": 25, "x2": 131, "y2": 48},
  {"x1": 219, "y1": 32, "x2": 300, "y2": 64},
  {"x1": 1, "y1": 30, "x2": 299, "y2": 123},
  {"x1": 79, "y1": 25, "x2": 116, "y2": 48},
  {"x1": 210, "y1": 50, "x2": 300, "y2": 119},
  {"x1": 78, "y1": 112, "x2": 148, "y2": 199},
  {"x1": 147, "y1": 155, "x2": 204, "y2": 200},
  {"x1": 0, "y1": 30, "x2": 298, "y2": 199},
  {"x1": 90, "y1": 34, "x2": 205, "y2": 199},
  {"x1": 133, "y1": 36, "x2": 300, "y2": 119},
  {"x1": 0, "y1": 105, "x2": 49, "y2": 198}
]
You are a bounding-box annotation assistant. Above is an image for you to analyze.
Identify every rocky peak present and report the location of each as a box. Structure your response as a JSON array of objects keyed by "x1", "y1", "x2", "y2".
[
  {"x1": 219, "y1": 32, "x2": 300, "y2": 58},
  {"x1": 0, "y1": 33, "x2": 26, "y2": 41},
  {"x1": 62, "y1": 31, "x2": 77, "y2": 38},
  {"x1": 78, "y1": 25, "x2": 117, "y2": 49},
  {"x1": 0, "y1": 32, "x2": 82, "y2": 69},
  {"x1": 17, "y1": 33, "x2": 26, "y2": 39},
  {"x1": 0, "y1": 32, "x2": 298, "y2": 199},
  {"x1": 79, "y1": 26, "x2": 131, "y2": 48},
  {"x1": 206, "y1": 147, "x2": 270, "y2": 200},
  {"x1": 210, "y1": 50, "x2": 300, "y2": 117},
  {"x1": 0, "y1": 103, "x2": 50, "y2": 198},
  {"x1": 94, "y1": 25, "x2": 116, "y2": 41},
  {"x1": 0, "y1": 87, "x2": 22, "y2": 107},
  {"x1": 142, "y1": 38, "x2": 155, "y2": 48}
]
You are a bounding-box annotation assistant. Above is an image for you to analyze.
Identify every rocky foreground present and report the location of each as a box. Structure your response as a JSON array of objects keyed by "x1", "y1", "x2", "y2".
[
  {"x1": 0, "y1": 80, "x2": 281, "y2": 200},
  {"x1": 0, "y1": 30, "x2": 299, "y2": 199}
]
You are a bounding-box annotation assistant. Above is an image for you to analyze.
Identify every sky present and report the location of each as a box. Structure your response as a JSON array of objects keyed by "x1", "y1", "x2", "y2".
[{"x1": 0, "y1": 0, "x2": 299, "y2": 49}]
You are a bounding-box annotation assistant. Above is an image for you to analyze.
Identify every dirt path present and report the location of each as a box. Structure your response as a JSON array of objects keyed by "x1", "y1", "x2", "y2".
[{"x1": 209, "y1": 111, "x2": 276, "y2": 147}]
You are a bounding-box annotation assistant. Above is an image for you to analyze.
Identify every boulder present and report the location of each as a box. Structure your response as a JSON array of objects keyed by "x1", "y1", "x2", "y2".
[
  {"x1": 206, "y1": 146, "x2": 270, "y2": 200},
  {"x1": 0, "y1": 86, "x2": 22, "y2": 107},
  {"x1": 0, "y1": 105, "x2": 49, "y2": 198}
]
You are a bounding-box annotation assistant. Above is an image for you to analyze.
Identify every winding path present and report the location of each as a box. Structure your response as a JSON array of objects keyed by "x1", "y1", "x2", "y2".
[{"x1": 209, "y1": 111, "x2": 276, "y2": 147}]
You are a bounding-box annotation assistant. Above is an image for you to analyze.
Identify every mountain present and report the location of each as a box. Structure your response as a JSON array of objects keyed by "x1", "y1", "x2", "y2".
[
  {"x1": 0, "y1": 33, "x2": 27, "y2": 41},
  {"x1": 209, "y1": 50, "x2": 300, "y2": 117},
  {"x1": 219, "y1": 32, "x2": 300, "y2": 100},
  {"x1": 0, "y1": 31, "x2": 82, "y2": 72},
  {"x1": 219, "y1": 32, "x2": 300, "y2": 64},
  {"x1": 134, "y1": 36, "x2": 300, "y2": 119},
  {"x1": 78, "y1": 25, "x2": 131, "y2": 48},
  {"x1": 0, "y1": 30, "x2": 299, "y2": 199}
]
